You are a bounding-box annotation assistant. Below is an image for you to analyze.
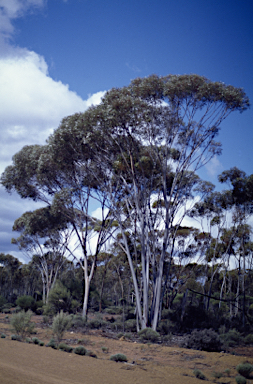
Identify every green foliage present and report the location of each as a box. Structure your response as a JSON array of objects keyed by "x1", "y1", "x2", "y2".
[
  {"x1": 181, "y1": 329, "x2": 222, "y2": 352},
  {"x1": 124, "y1": 319, "x2": 136, "y2": 332},
  {"x1": 104, "y1": 306, "x2": 123, "y2": 315},
  {"x1": 39, "y1": 340, "x2": 44, "y2": 346},
  {"x1": 46, "y1": 281, "x2": 72, "y2": 315},
  {"x1": 193, "y1": 369, "x2": 206, "y2": 380},
  {"x1": 71, "y1": 314, "x2": 86, "y2": 328},
  {"x1": 16, "y1": 295, "x2": 36, "y2": 312},
  {"x1": 0, "y1": 295, "x2": 7, "y2": 310},
  {"x1": 32, "y1": 337, "x2": 40, "y2": 344},
  {"x1": 138, "y1": 328, "x2": 160, "y2": 343},
  {"x1": 74, "y1": 346, "x2": 87, "y2": 355},
  {"x1": 236, "y1": 363, "x2": 253, "y2": 378},
  {"x1": 46, "y1": 338, "x2": 57, "y2": 349},
  {"x1": 220, "y1": 328, "x2": 242, "y2": 348},
  {"x1": 1, "y1": 333, "x2": 6, "y2": 338},
  {"x1": 10, "y1": 310, "x2": 35, "y2": 339},
  {"x1": 235, "y1": 376, "x2": 247, "y2": 384},
  {"x1": 224, "y1": 368, "x2": 231, "y2": 376},
  {"x1": 244, "y1": 334, "x2": 253, "y2": 345},
  {"x1": 86, "y1": 350, "x2": 97, "y2": 358},
  {"x1": 212, "y1": 371, "x2": 223, "y2": 379},
  {"x1": 86, "y1": 318, "x2": 105, "y2": 329},
  {"x1": 52, "y1": 310, "x2": 72, "y2": 343},
  {"x1": 11, "y1": 334, "x2": 22, "y2": 341},
  {"x1": 110, "y1": 353, "x2": 128, "y2": 362},
  {"x1": 101, "y1": 346, "x2": 109, "y2": 353},
  {"x1": 58, "y1": 343, "x2": 73, "y2": 353}
]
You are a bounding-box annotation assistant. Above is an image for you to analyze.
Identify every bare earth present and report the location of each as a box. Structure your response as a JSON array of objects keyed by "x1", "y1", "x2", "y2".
[{"x1": 0, "y1": 315, "x2": 252, "y2": 384}]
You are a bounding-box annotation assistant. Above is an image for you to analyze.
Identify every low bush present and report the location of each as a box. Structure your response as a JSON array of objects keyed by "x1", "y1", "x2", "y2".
[
  {"x1": 110, "y1": 353, "x2": 128, "y2": 362},
  {"x1": 16, "y1": 295, "x2": 36, "y2": 312},
  {"x1": 236, "y1": 363, "x2": 253, "y2": 378},
  {"x1": 124, "y1": 319, "x2": 136, "y2": 332},
  {"x1": 244, "y1": 334, "x2": 253, "y2": 345},
  {"x1": 235, "y1": 375, "x2": 247, "y2": 384},
  {"x1": 32, "y1": 337, "x2": 40, "y2": 345},
  {"x1": 71, "y1": 314, "x2": 86, "y2": 329},
  {"x1": 86, "y1": 350, "x2": 97, "y2": 358},
  {"x1": 220, "y1": 328, "x2": 242, "y2": 348},
  {"x1": 46, "y1": 338, "x2": 57, "y2": 349},
  {"x1": 101, "y1": 346, "x2": 109, "y2": 353},
  {"x1": 193, "y1": 369, "x2": 206, "y2": 380},
  {"x1": 138, "y1": 328, "x2": 160, "y2": 343},
  {"x1": 58, "y1": 343, "x2": 73, "y2": 353},
  {"x1": 104, "y1": 306, "x2": 123, "y2": 315},
  {"x1": 74, "y1": 346, "x2": 87, "y2": 355},
  {"x1": 1, "y1": 333, "x2": 6, "y2": 338},
  {"x1": 52, "y1": 311, "x2": 72, "y2": 343},
  {"x1": 181, "y1": 329, "x2": 222, "y2": 352},
  {"x1": 10, "y1": 310, "x2": 35, "y2": 339},
  {"x1": 39, "y1": 340, "x2": 44, "y2": 346},
  {"x1": 11, "y1": 334, "x2": 22, "y2": 341},
  {"x1": 86, "y1": 319, "x2": 104, "y2": 329}
]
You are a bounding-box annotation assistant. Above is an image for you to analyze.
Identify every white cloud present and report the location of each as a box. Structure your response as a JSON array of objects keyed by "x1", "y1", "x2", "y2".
[
  {"x1": 205, "y1": 155, "x2": 223, "y2": 178},
  {"x1": 0, "y1": 0, "x2": 106, "y2": 261}
]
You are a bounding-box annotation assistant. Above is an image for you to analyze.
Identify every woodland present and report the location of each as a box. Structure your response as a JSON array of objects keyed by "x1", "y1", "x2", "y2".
[{"x1": 0, "y1": 74, "x2": 252, "y2": 337}]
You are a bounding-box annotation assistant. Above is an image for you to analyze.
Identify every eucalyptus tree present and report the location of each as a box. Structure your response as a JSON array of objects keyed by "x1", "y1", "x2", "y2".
[
  {"x1": 11, "y1": 206, "x2": 73, "y2": 304},
  {"x1": 1, "y1": 74, "x2": 249, "y2": 328},
  {"x1": 85, "y1": 74, "x2": 249, "y2": 330}
]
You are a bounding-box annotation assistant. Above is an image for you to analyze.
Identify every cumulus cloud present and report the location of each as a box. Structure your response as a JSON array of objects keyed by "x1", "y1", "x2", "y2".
[
  {"x1": 205, "y1": 155, "x2": 223, "y2": 178},
  {"x1": 0, "y1": 0, "x2": 106, "y2": 261}
]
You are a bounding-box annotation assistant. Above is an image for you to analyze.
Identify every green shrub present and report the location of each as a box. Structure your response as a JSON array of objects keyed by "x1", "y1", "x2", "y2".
[
  {"x1": 236, "y1": 363, "x2": 253, "y2": 378},
  {"x1": 1, "y1": 333, "x2": 6, "y2": 338},
  {"x1": 25, "y1": 337, "x2": 32, "y2": 343},
  {"x1": 224, "y1": 368, "x2": 231, "y2": 376},
  {"x1": 101, "y1": 346, "x2": 109, "y2": 353},
  {"x1": 10, "y1": 310, "x2": 35, "y2": 339},
  {"x1": 11, "y1": 334, "x2": 22, "y2": 341},
  {"x1": 74, "y1": 346, "x2": 87, "y2": 355},
  {"x1": 86, "y1": 350, "x2": 97, "y2": 358},
  {"x1": 110, "y1": 353, "x2": 128, "y2": 362},
  {"x1": 138, "y1": 328, "x2": 160, "y2": 343},
  {"x1": 52, "y1": 310, "x2": 72, "y2": 343},
  {"x1": 181, "y1": 329, "x2": 222, "y2": 352},
  {"x1": 47, "y1": 281, "x2": 72, "y2": 315},
  {"x1": 235, "y1": 375, "x2": 247, "y2": 384},
  {"x1": 244, "y1": 334, "x2": 253, "y2": 345},
  {"x1": 39, "y1": 340, "x2": 44, "y2": 346},
  {"x1": 46, "y1": 338, "x2": 57, "y2": 349},
  {"x1": 58, "y1": 343, "x2": 73, "y2": 353},
  {"x1": 32, "y1": 337, "x2": 40, "y2": 344},
  {"x1": 193, "y1": 369, "x2": 206, "y2": 380},
  {"x1": 124, "y1": 319, "x2": 137, "y2": 332},
  {"x1": 104, "y1": 306, "x2": 123, "y2": 315},
  {"x1": 71, "y1": 314, "x2": 86, "y2": 328},
  {"x1": 0, "y1": 295, "x2": 7, "y2": 310},
  {"x1": 220, "y1": 328, "x2": 242, "y2": 348},
  {"x1": 212, "y1": 371, "x2": 223, "y2": 379},
  {"x1": 16, "y1": 295, "x2": 36, "y2": 312}
]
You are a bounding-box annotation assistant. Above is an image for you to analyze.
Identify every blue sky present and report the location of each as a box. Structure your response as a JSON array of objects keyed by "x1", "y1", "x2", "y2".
[{"x1": 0, "y1": 0, "x2": 252, "y2": 261}]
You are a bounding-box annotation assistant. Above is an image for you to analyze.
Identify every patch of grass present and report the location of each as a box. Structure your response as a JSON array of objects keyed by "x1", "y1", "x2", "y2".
[{"x1": 110, "y1": 353, "x2": 128, "y2": 362}]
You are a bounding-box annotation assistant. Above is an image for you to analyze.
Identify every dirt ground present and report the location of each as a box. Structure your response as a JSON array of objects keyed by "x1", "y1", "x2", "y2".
[{"x1": 0, "y1": 315, "x2": 253, "y2": 384}]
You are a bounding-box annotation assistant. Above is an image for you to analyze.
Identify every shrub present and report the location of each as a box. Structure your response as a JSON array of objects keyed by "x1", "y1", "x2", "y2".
[
  {"x1": 235, "y1": 376, "x2": 247, "y2": 384},
  {"x1": 224, "y1": 368, "x2": 231, "y2": 376},
  {"x1": 236, "y1": 363, "x2": 253, "y2": 378},
  {"x1": 0, "y1": 295, "x2": 7, "y2": 310},
  {"x1": 46, "y1": 338, "x2": 57, "y2": 349},
  {"x1": 74, "y1": 346, "x2": 87, "y2": 355},
  {"x1": 104, "y1": 306, "x2": 123, "y2": 315},
  {"x1": 193, "y1": 369, "x2": 206, "y2": 380},
  {"x1": 16, "y1": 295, "x2": 36, "y2": 312},
  {"x1": 39, "y1": 340, "x2": 44, "y2": 346},
  {"x1": 220, "y1": 328, "x2": 242, "y2": 348},
  {"x1": 58, "y1": 343, "x2": 73, "y2": 353},
  {"x1": 212, "y1": 371, "x2": 223, "y2": 379},
  {"x1": 11, "y1": 334, "x2": 22, "y2": 341},
  {"x1": 47, "y1": 282, "x2": 72, "y2": 315},
  {"x1": 1, "y1": 333, "x2": 6, "y2": 338},
  {"x1": 124, "y1": 319, "x2": 137, "y2": 332},
  {"x1": 110, "y1": 353, "x2": 128, "y2": 362},
  {"x1": 10, "y1": 310, "x2": 35, "y2": 339},
  {"x1": 86, "y1": 350, "x2": 97, "y2": 358},
  {"x1": 101, "y1": 346, "x2": 109, "y2": 353},
  {"x1": 52, "y1": 310, "x2": 72, "y2": 343},
  {"x1": 32, "y1": 337, "x2": 40, "y2": 345},
  {"x1": 244, "y1": 334, "x2": 253, "y2": 345},
  {"x1": 86, "y1": 319, "x2": 103, "y2": 329},
  {"x1": 181, "y1": 329, "x2": 222, "y2": 352},
  {"x1": 138, "y1": 328, "x2": 160, "y2": 343},
  {"x1": 71, "y1": 314, "x2": 86, "y2": 329}
]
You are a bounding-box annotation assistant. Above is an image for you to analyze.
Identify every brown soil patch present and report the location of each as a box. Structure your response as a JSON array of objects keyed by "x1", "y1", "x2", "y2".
[{"x1": 0, "y1": 314, "x2": 253, "y2": 384}]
